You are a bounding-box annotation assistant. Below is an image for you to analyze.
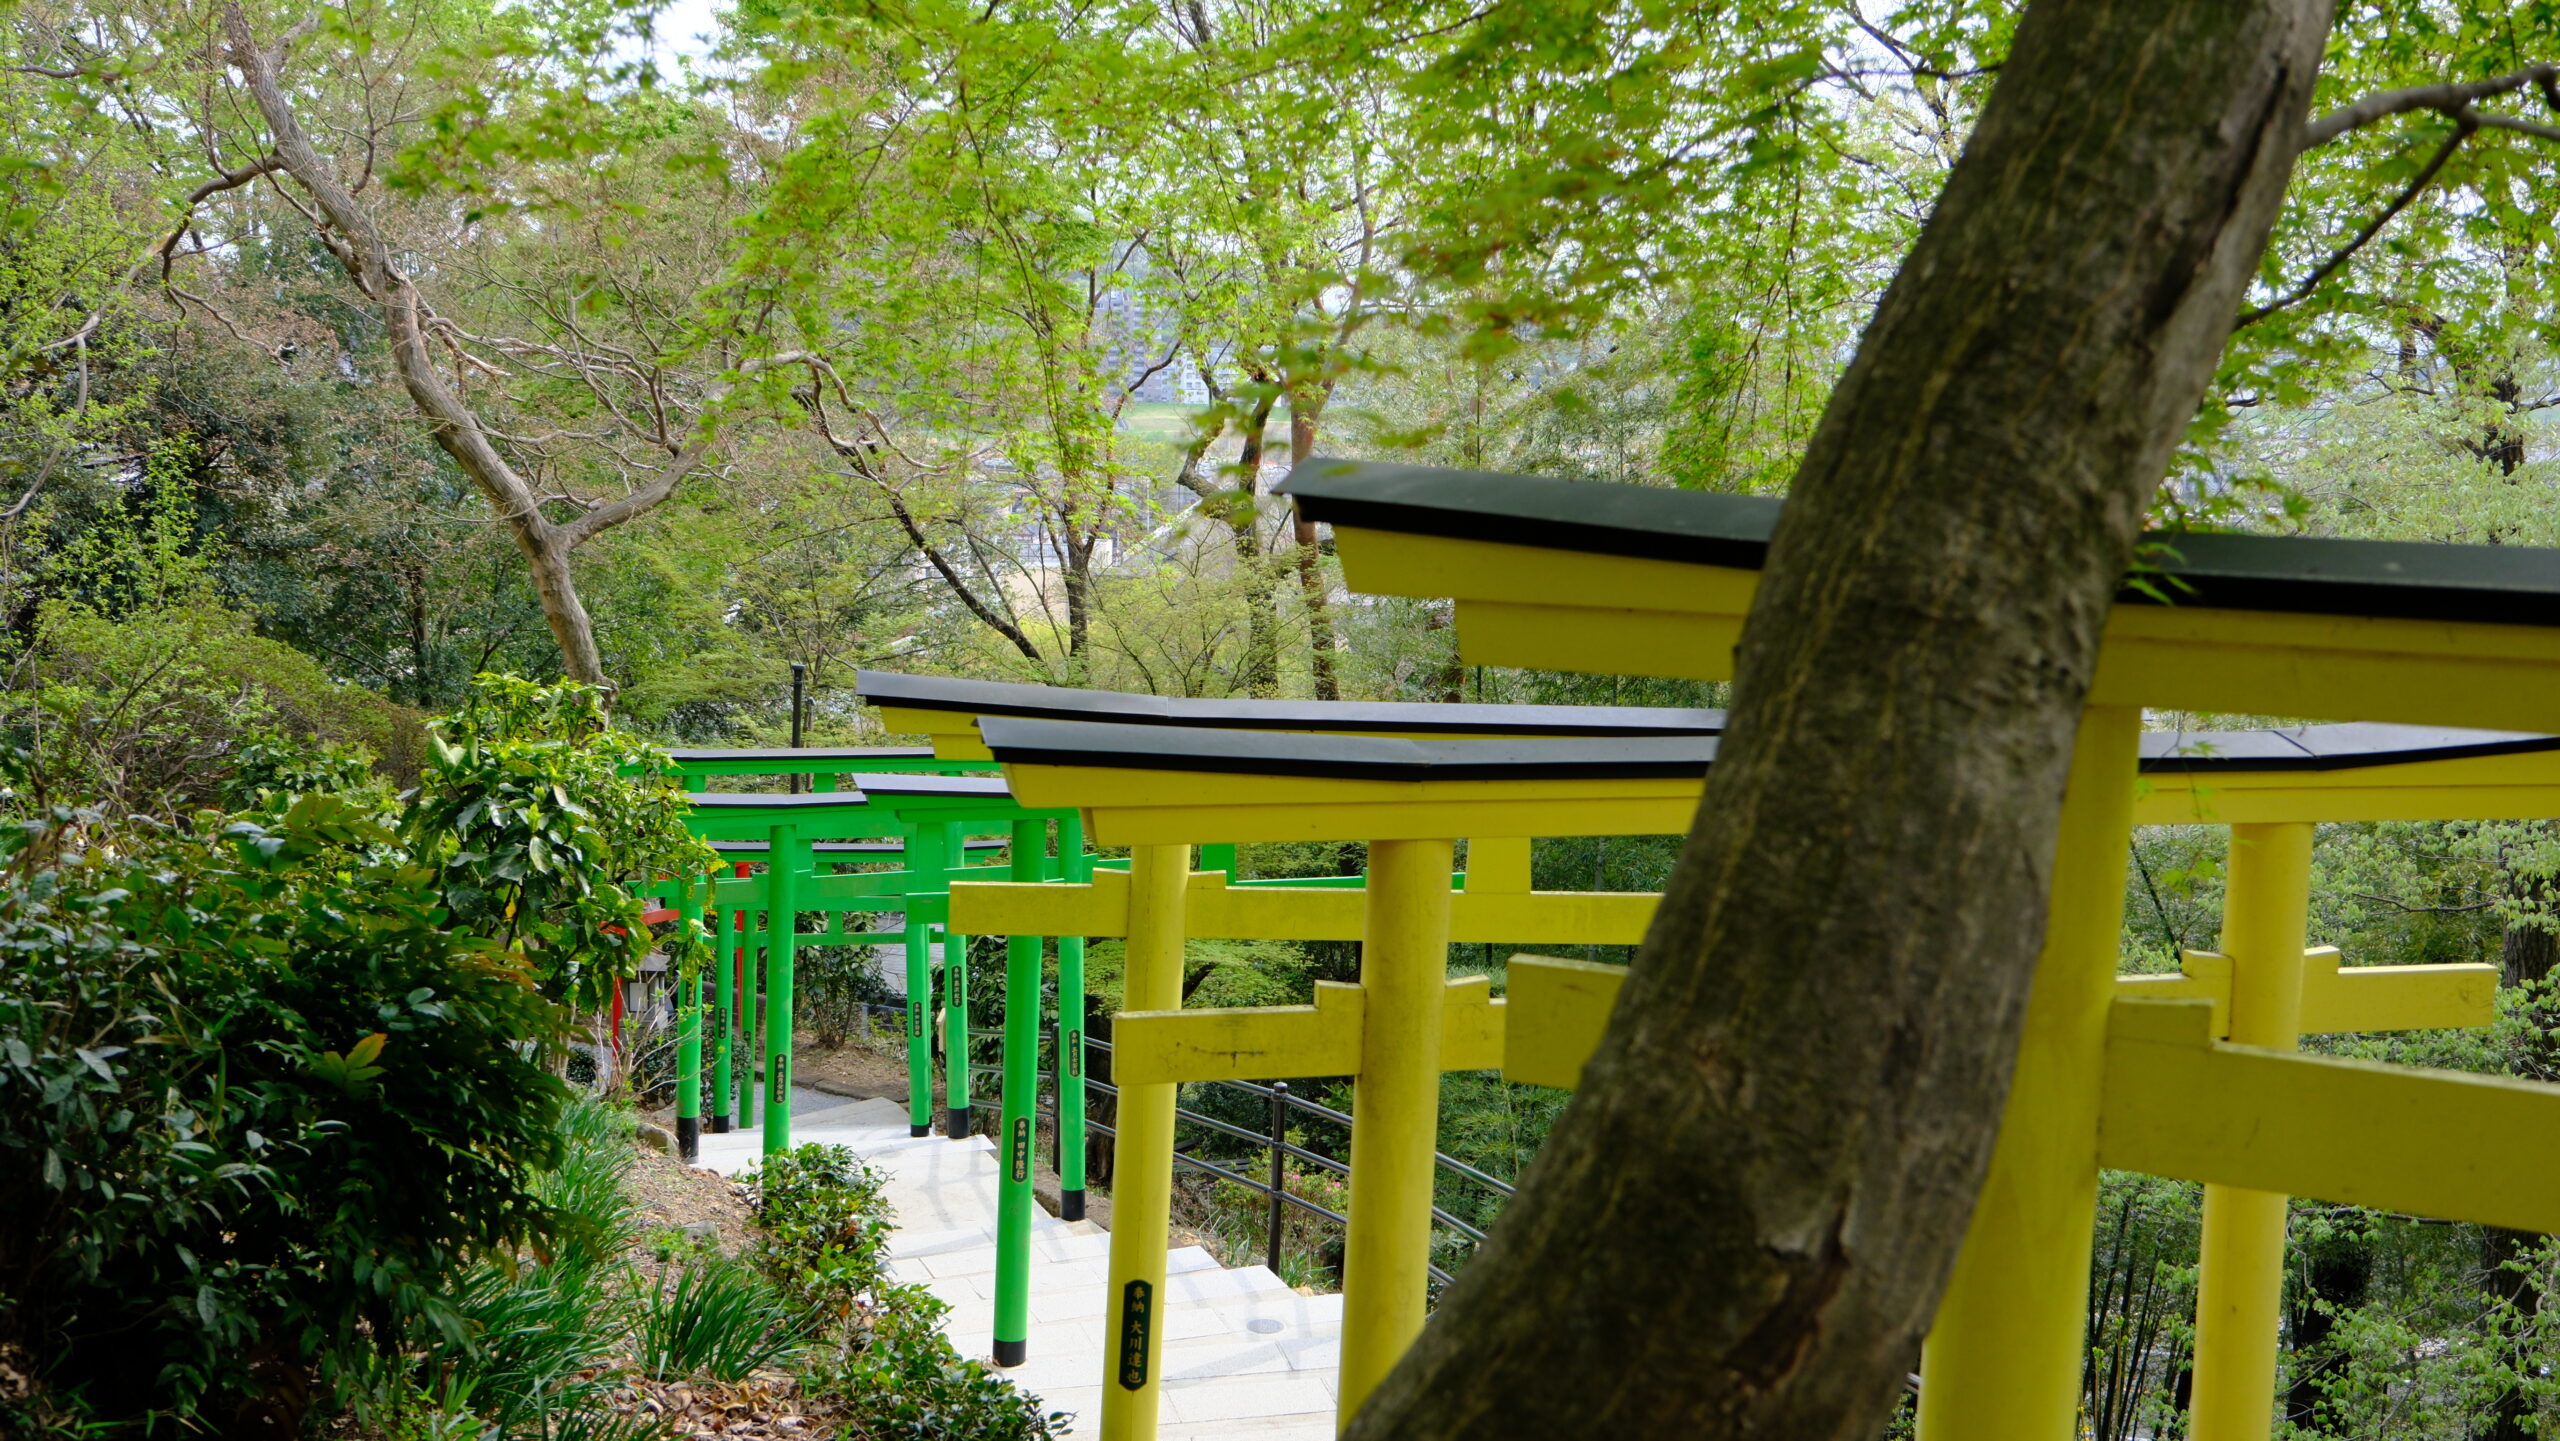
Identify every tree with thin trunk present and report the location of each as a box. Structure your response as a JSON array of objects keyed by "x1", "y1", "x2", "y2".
[
  {"x1": 1347, "y1": 2, "x2": 2335, "y2": 1434},
  {"x1": 212, "y1": 6, "x2": 722, "y2": 687}
]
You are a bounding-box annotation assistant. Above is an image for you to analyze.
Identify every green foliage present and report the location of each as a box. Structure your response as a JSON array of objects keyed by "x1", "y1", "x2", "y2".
[
  {"x1": 2, "y1": 451, "x2": 424, "y2": 817},
  {"x1": 3, "y1": 597, "x2": 416, "y2": 817},
  {"x1": 818, "y1": 1284, "x2": 1067, "y2": 1441},
  {"x1": 1204, "y1": 1152, "x2": 1348, "y2": 1291},
  {"x1": 0, "y1": 801, "x2": 572, "y2": 1434},
  {"x1": 749, "y1": 1143, "x2": 895, "y2": 1317},
  {"x1": 747, "y1": 1143, "x2": 1063, "y2": 1438},
  {"x1": 409, "y1": 674, "x2": 718, "y2": 1011},
  {"x1": 419, "y1": 1097, "x2": 639, "y2": 1437},
  {"x1": 636, "y1": 1254, "x2": 806, "y2": 1383}
]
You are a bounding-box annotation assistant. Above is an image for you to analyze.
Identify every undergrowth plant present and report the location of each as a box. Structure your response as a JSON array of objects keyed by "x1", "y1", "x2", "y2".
[
  {"x1": 418, "y1": 1098, "x2": 640, "y2": 1437},
  {"x1": 749, "y1": 1144, "x2": 1067, "y2": 1440},
  {"x1": 636, "y1": 1254, "x2": 805, "y2": 1383},
  {"x1": 0, "y1": 801, "x2": 569, "y2": 1437}
]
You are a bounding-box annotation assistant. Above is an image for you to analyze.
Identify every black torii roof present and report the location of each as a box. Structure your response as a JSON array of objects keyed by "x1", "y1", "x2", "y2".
[
  {"x1": 1278, "y1": 458, "x2": 2560, "y2": 627},
  {"x1": 979, "y1": 716, "x2": 2560, "y2": 783},
  {"x1": 856, "y1": 669, "x2": 1723, "y2": 736}
]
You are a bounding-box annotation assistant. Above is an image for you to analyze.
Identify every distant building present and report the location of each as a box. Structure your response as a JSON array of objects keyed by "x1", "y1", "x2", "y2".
[{"x1": 1094, "y1": 244, "x2": 1191, "y2": 404}]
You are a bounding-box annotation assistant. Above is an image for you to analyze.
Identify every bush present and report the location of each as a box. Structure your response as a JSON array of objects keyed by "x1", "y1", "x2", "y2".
[
  {"x1": 748, "y1": 1144, "x2": 1065, "y2": 1440},
  {"x1": 2, "y1": 599, "x2": 424, "y2": 818},
  {"x1": 0, "y1": 800, "x2": 572, "y2": 1436},
  {"x1": 407, "y1": 674, "x2": 717, "y2": 1013},
  {"x1": 751, "y1": 1144, "x2": 896, "y2": 1318},
  {"x1": 636, "y1": 1254, "x2": 805, "y2": 1383}
]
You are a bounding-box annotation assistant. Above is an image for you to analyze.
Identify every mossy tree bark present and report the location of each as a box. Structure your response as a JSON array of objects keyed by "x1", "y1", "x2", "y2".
[{"x1": 1345, "y1": 3, "x2": 2329, "y2": 1437}]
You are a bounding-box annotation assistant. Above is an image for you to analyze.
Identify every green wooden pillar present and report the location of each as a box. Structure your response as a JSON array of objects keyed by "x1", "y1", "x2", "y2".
[
  {"x1": 1200, "y1": 842, "x2": 1239, "y2": 881},
  {"x1": 762, "y1": 823, "x2": 802, "y2": 1156},
  {"x1": 902, "y1": 823, "x2": 951, "y2": 1138},
  {"x1": 675, "y1": 873, "x2": 706, "y2": 1163},
  {"x1": 1057, "y1": 814, "x2": 1090, "y2": 1220},
  {"x1": 738, "y1": 881, "x2": 761, "y2": 1131},
  {"x1": 944, "y1": 921, "x2": 972, "y2": 1138},
  {"x1": 941, "y1": 821, "x2": 972, "y2": 1139},
  {"x1": 709, "y1": 874, "x2": 735, "y2": 1134},
  {"x1": 993, "y1": 818, "x2": 1048, "y2": 1367}
]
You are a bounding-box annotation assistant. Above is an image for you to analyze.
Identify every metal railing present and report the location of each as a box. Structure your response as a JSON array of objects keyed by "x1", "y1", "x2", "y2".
[{"x1": 965, "y1": 1026, "x2": 1516, "y2": 1287}]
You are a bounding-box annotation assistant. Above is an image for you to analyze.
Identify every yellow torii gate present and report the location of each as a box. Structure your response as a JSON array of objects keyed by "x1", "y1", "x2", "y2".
[
  {"x1": 954, "y1": 715, "x2": 2545, "y2": 1440},
  {"x1": 955, "y1": 722, "x2": 1714, "y2": 1439},
  {"x1": 1277, "y1": 457, "x2": 2560, "y2": 1439}
]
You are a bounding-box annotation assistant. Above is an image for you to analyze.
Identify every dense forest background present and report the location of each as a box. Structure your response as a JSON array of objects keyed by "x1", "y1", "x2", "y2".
[{"x1": 9, "y1": 0, "x2": 2560, "y2": 1434}]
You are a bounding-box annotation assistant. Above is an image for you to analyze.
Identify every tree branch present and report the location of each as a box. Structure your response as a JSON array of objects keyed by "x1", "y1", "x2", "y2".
[
  {"x1": 554, "y1": 434, "x2": 716, "y2": 547},
  {"x1": 220, "y1": 5, "x2": 554, "y2": 536},
  {"x1": 158, "y1": 154, "x2": 281, "y2": 281},
  {"x1": 2305, "y1": 61, "x2": 2557, "y2": 147},
  {"x1": 2238, "y1": 119, "x2": 2474, "y2": 327},
  {"x1": 873, "y1": 480, "x2": 1045, "y2": 662}
]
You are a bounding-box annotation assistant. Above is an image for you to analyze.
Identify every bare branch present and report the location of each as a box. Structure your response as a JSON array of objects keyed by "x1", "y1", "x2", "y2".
[
  {"x1": 2305, "y1": 61, "x2": 2558, "y2": 147},
  {"x1": 158, "y1": 154, "x2": 280, "y2": 280},
  {"x1": 2475, "y1": 110, "x2": 2560, "y2": 144},
  {"x1": 555, "y1": 434, "x2": 717, "y2": 547},
  {"x1": 875, "y1": 479, "x2": 1045, "y2": 662},
  {"x1": 2239, "y1": 119, "x2": 2474, "y2": 328}
]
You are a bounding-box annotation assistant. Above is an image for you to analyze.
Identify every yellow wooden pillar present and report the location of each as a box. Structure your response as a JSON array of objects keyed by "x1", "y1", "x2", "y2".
[
  {"x1": 1098, "y1": 845, "x2": 1189, "y2": 1441},
  {"x1": 2188, "y1": 821, "x2": 2315, "y2": 1441},
  {"x1": 1918, "y1": 706, "x2": 2141, "y2": 1439},
  {"x1": 1336, "y1": 837, "x2": 1458, "y2": 1426}
]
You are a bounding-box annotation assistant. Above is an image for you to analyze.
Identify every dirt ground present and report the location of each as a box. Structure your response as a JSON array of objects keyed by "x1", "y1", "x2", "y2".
[
  {"x1": 789, "y1": 1032, "x2": 919, "y2": 1103},
  {"x1": 624, "y1": 1146, "x2": 756, "y2": 1267}
]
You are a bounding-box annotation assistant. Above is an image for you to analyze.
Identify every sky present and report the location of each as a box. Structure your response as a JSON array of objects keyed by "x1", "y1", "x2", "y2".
[{"x1": 627, "y1": 0, "x2": 724, "y2": 70}]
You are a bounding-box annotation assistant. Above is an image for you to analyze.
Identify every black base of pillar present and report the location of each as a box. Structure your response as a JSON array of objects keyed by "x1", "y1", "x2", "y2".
[
  {"x1": 946, "y1": 1105, "x2": 970, "y2": 1138},
  {"x1": 911, "y1": 1123, "x2": 932, "y2": 1138},
  {"x1": 676, "y1": 1115, "x2": 700, "y2": 1163},
  {"x1": 992, "y1": 1338, "x2": 1026, "y2": 1368},
  {"x1": 1061, "y1": 1188, "x2": 1085, "y2": 1222},
  {"x1": 710, "y1": 1114, "x2": 731, "y2": 1134}
]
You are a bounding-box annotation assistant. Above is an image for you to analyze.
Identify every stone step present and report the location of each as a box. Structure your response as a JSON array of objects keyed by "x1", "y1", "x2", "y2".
[
  {"x1": 941, "y1": 1255, "x2": 1291, "y2": 1336},
  {"x1": 921, "y1": 1243, "x2": 1234, "y2": 1305},
  {"x1": 1002, "y1": 1306, "x2": 1343, "y2": 1393},
  {"x1": 887, "y1": 1225, "x2": 1118, "y2": 1282},
  {"x1": 1040, "y1": 1365, "x2": 1339, "y2": 1438},
  {"x1": 885, "y1": 1210, "x2": 1089, "y2": 1262},
  {"x1": 699, "y1": 1085, "x2": 1345, "y2": 1438}
]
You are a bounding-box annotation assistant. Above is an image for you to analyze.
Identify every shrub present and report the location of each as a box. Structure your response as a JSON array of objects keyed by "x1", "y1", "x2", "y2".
[
  {"x1": 407, "y1": 674, "x2": 716, "y2": 1013},
  {"x1": 748, "y1": 1144, "x2": 1065, "y2": 1440},
  {"x1": 635, "y1": 1254, "x2": 805, "y2": 1383},
  {"x1": 750, "y1": 1144, "x2": 895, "y2": 1317},
  {"x1": 0, "y1": 800, "x2": 572, "y2": 1435},
  {"x1": 2, "y1": 599, "x2": 424, "y2": 818},
  {"x1": 823, "y1": 1285, "x2": 1068, "y2": 1441}
]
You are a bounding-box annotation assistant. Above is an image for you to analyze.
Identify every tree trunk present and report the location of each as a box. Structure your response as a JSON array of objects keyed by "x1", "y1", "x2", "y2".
[
  {"x1": 2484, "y1": 867, "x2": 2559, "y2": 1439},
  {"x1": 1344, "y1": 4, "x2": 2326, "y2": 1438},
  {"x1": 1289, "y1": 388, "x2": 1340, "y2": 701},
  {"x1": 2282, "y1": 1218, "x2": 2370, "y2": 1434},
  {"x1": 1237, "y1": 390, "x2": 1281, "y2": 695},
  {"x1": 222, "y1": 6, "x2": 706, "y2": 690},
  {"x1": 1064, "y1": 529, "x2": 1094, "y2": 660}
]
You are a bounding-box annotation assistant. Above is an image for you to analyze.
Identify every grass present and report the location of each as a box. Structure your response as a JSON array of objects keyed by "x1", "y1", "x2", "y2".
[{"x1": 636, "y1": 1253, "x2": 807, "y2": 1383}]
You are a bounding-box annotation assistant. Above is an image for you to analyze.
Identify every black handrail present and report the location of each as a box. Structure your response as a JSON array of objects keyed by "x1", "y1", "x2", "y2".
[{"x1": 958, "y1": 1022, "x2": 1513, "y2": 1282}]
